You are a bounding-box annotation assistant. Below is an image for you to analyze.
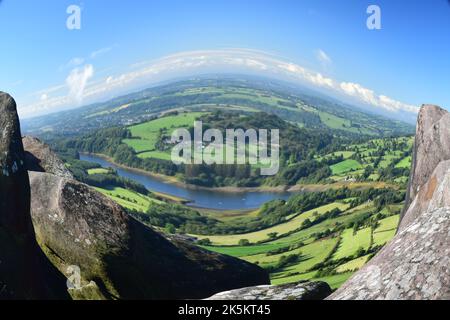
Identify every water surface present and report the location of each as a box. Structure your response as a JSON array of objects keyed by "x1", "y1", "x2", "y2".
[{"x1": 80, "y1": 154, "x2": 296, "y2": 210}]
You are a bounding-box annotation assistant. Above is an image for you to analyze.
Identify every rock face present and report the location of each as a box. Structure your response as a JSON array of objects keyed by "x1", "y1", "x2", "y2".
[
  {"x1": 399, "y1": 160, "x2": 450, "y2": 231},
  {"x1": 0, "y1": 92, "x2": 68, "y2": 299},
  {"x1": 402, "y1": 105, "x2": 450, "y2": 222},
  {"x1": 206, "y1": 281, "x2": 332, "y2": 300},
  {"x1": 28, "y1": 171, "x2": 269, "y2": 299},
  {"x1": 0, "y1": 92, "x2": 29, "y2": 232},
  {"x1": 329, "y1": 105, "x2": 450, "y2": 300},
  {"x1": 22, "y1": 136, "x2": 73, "y2": 179}
]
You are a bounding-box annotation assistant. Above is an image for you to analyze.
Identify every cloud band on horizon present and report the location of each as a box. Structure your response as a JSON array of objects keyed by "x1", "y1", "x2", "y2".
[{"x1": 19, "y1": 48, "x2": 418, "y2": 118}]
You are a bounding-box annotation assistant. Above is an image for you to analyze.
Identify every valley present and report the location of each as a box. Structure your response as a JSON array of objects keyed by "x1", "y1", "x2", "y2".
[
  {"x1": 29, "y1": 77, "x2": 414, "y2": 290},
  {"x1": 22, "y1": 76, "x2": 414, "y2": 139},
  {"x1": 2, "y1": 0, "x2": 448, "y2": 302}
]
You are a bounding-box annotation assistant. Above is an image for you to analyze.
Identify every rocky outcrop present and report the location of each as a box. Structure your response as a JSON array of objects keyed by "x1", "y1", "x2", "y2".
[
  {"x1": 0, "y1": 92, "x2": 68, "y2": 299},
  {"x1": 22, "y1": 136, "x2": 73, "y2": 179},
  {"x1": 329, "y1": 105, "x2": 450, "y2": 300},
  {"x1": 206, "y1": 281, "x2": 332, "y2": 300},
  {"x1": 402, "y1": 105, "x2": 450, "y2": 222},
  {"x1": 29, "y1": 172, "x2": 269, "y2": 299},
  {"x1": 0, "y1": 93, "x2": 29, "y2": 231},
  {"x1": 399, "y1": 160, "x2": 450, "y2": 231}
]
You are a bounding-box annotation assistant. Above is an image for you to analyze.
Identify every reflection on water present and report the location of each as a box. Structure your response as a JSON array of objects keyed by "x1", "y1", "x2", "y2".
[{"x1": 80, "y1": 154, "x2": 296, "y2": 210}]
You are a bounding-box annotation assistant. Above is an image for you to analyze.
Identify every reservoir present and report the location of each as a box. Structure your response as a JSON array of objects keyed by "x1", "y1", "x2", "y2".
[{"x1": 80, "y1": 154, "x2": 296, "y2": 210}]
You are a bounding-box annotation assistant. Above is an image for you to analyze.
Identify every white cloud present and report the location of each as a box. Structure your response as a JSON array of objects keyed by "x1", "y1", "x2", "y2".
[
  {"x1": 58, "y1": 46, "x2": 112, "y2": 73},
  {"x1": 378, "y1": 95, "x2": 418, "y2": 113},
  {"x1": 65, "y1": 64, "x2": 94, "y2": 103},
  {"x1": 90, "y1": 47, "x2": 112, "y2": 59},
  {"x1": 340, "y1": 81, "x2": 417, "y2": 113},
  {"x1": 340, "y1": 82, "x2": 378, "y2": 106},
  {"x1": 106, "y1": 76, "x2": 113, "y2": 84},
  {"x1": 18, "y1": 49, "x2": 418, "y2": 117},
  {"x1": 59, "y1": 57, "x2": 85, "y2": 71},
  {"x1": 40, "y1": 93, "x2": 48, "y2": 101},
  {"x1": 316, "y1": 49, "x2": 332, "y2": 68}
]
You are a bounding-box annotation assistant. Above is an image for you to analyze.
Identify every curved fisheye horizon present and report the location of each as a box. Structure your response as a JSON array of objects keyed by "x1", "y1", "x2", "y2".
[
  {"x1": 1, "y1": 0, "x2": 450, "y2": 304},
  {"x1": 17, "y1": 48, "x2": 421, "y2": 121},
  {"x1": 1, "y1": 1, "x2": 449, "y2": 123}
]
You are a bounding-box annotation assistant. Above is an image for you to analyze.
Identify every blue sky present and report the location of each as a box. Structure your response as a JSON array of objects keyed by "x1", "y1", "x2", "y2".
[{"x1": 0, "y1": 0, "x2": 449, "y2": 119}]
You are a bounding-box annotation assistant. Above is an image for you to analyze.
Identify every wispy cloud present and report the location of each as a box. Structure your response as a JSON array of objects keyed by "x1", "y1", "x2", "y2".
[
  {"x1": 316, "y1": 49, "x2": 332, "y2": 69},
  {"x1": 66, "y1": 64, "x2": 94, "y2": 103},
  {"x1": 18, "y1": 49, "x2": 418, "y2": 117},
  {"x1": 59, "y1": 45, "x2": 113, "y2": 72},
  {"x1": 90, "y1": 47, "x2": 113, "y2": 59},
  {"x1": 59, "y1": 57, "x2": 85, "y2": 71}
]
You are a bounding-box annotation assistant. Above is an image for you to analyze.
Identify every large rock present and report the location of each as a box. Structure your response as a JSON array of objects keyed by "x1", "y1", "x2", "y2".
[
  {"x1": 22, "y1": 136, "x2": 73, "y2": 179},
  {"x1": 399, "y1": 160, "x2": 450, "y2": 231},
  {"x1": 29, "y1": 171, "x2": 269, "y2": 299},
  {"x1": 0, "y1": 92, "x2": 29, "y2": 232},
  {"x1": 206, "y1": 281, "x2": 332, "y2": 300},
  {"x1": 402, "y1": 105, "x2": 450, "y2": 222},
  {"x1": 0, "y1": 92, "x2": 68, "y2": 299},
  {"x1": 329, "y1": 105, "x2": 450, "y2": 300}
]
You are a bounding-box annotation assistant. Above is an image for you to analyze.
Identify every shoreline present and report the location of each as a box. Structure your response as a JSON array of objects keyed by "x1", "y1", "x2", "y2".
[
  {"x1": 81, "y1": 152, "x2": 294, "y2": 194},
  {"x1": 81, "y1": 152, "x2": 398, "y2": 194}
]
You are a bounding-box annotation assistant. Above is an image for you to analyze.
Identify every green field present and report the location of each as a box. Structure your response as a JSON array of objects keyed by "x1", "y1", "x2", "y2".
[
  {"x1": 201, "y1": 242, "x2": 292, "y2": 258},
  {"x1": 124, "y1": 112, "x2": 205, "y2": 159},
  {"x1": 336, "y1": 255, "x2": 370, "y2": 273},
  {"x1": 136, "y1": 150, "x2": 173, "y2": 160},
  {"x1": 194, "y1": 202, "x2": 350, "y2": 246},
  {"x1": 333, "y1": 227, "x2": 372, "y2": 260},
  {"x1": 270, "y1": 237, "x2": 339, "y2": 273},
  {"x1": 325, "y1": 151, "x2": 355, "y2": 159},
  {"x1": 326, "y1": 136, "x2": 413, "y2": 183},
  {"x1": 122, "y1": 138, "x2": 156, "y2": 153},
  {"x1": 330, "y1": 159, "x2": 363, "y2": 175},
  {"x1": 200, "y1": 200, "x2": 400, "y2": 288},
  {"x1": 87, "y1": 168, "x2": 110, "y2": 175},
  {"x1": 373, "y1": 215, "x2": 400, "y2": 246},
  {"x1": 95, "y1": 186, "x2": 161, "y2": 212},
  {"x1": 318, "y1": 112, "x2": 352, "y2": 130},
  {"x1": 395, "y1": 156, "x2": 412, "y2": 169}
]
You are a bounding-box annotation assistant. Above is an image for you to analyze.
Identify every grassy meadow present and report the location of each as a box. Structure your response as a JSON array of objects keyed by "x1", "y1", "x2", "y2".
[
  {"x1": 198, "y1": 199, "x2": 401, "y2": 287},
  {"x1": 124, "y1": 112, "x2": 205, "y2": 160}
]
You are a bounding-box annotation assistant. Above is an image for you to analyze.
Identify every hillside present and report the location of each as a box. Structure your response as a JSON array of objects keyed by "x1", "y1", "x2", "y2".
[
  {"x1": 2, "y1": 83, "x2": 418, "y2": 297},
  {"x1": 55, "y1": 111, "x2": 341, "y2": 188},
  {"x1": 53, "y1": 120, "x2": 410, "y2": 290},
  {"x1": 64, "y1": 152, "x2": 406, "y2": 289},
  {"x1": 51, "y1": 108, "x2": 413, "y2": 192},
  {"x1": 44, "y1": 95, "x2": 414, "y2": 290},
  {"x1": 22, "y1": 76, "x2": 414, "y2": 139}
]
